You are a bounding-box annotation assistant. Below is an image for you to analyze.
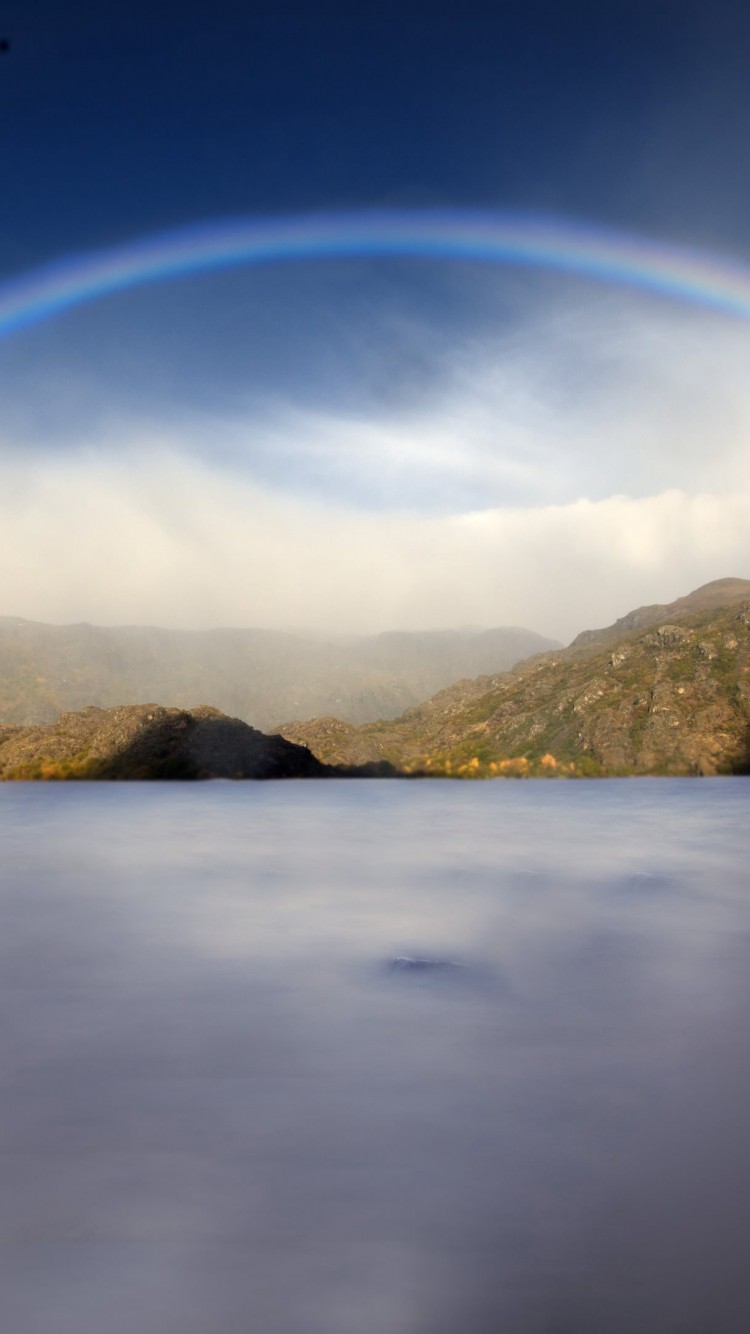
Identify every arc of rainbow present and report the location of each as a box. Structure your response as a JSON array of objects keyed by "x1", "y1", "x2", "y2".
[{"x1": 2, "y1": 209, "x2": 750, "y2": 339}]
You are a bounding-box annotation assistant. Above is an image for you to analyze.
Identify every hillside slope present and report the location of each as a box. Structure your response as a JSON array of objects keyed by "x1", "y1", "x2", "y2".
[
  {"x1": 0, "y1": 705, "x2": 332, "y2": 780},
  {"x1": 279, "y1": 580, "x2": 750, "y2": 777}
]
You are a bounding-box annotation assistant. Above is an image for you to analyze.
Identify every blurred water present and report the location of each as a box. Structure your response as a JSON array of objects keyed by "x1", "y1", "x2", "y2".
[{"x1": 1, "y1": 778, "x2": 749, "y2": 1334}]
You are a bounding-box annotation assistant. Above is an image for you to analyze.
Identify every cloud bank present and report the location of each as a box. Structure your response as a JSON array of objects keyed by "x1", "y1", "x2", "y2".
[
  {"x1": 2, "y1": 294, "x2": 749, "y2": 641},
  {"x1": 1, "y1": 442, "x2": 747, "y2": 642}
]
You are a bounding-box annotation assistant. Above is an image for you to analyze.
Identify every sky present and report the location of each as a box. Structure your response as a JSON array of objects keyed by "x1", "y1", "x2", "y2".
[{"x1": 1, "y1": 0, "x2": 750, "y2": 642}]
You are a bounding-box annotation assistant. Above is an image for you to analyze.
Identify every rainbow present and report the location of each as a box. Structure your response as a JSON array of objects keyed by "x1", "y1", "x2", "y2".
[{"x1": 2, "y1": 208, "x2": 750, "y2": 339}]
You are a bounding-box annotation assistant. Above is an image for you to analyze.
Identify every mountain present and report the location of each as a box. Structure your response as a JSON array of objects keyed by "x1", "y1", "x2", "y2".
[
  {"x1": 0, "y1": 619, "x2": 559, "y2": 730},
  {"x1": 0, "y1": 704, "x2": 336, "y2": 780},
  {"x1": 569, "y1": 577, "x2": 750, "y2": 648},
  {"x1": 278, "y1": 579, "x2": 750, "y2": 777}
]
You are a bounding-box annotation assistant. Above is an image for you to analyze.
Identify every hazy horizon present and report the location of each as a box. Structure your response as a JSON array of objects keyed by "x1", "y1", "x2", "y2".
[{"x1": 1, "y1": 560, "x2": 747, "y2": 652}]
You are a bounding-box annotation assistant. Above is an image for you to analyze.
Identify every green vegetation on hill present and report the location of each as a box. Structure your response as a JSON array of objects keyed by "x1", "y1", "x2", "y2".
[{"x1": 279, "y1": 580, "x2": 750, "y2": 778}]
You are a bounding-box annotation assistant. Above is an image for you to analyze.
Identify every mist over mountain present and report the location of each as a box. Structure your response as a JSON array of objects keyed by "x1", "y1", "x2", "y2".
[
  {"x1": 0, "y1": 618, "x2": 558, "y2": 730},
  {"x1": 280, "y1": 579, "x2": 750, "y2": 777}
]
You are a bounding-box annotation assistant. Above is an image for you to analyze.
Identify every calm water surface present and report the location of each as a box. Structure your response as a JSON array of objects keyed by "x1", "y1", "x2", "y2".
[{"x1": 1, "y1": 778, "x2": 749, "y2": 1333}]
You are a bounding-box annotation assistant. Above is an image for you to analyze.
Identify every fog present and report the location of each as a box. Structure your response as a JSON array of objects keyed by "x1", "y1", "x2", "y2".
[
  {"x1": 0, "y1": 452, "x2": 747, "y2": 643},
  {"x1": 2, "y1": 296, "x2": 749, "y2": 640},
  {"x1": 2, "y1": 778, "x2": 749, "y2": 1333}
]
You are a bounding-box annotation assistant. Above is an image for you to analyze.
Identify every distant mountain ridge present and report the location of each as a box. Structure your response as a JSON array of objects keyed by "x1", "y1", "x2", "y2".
[
  {"x1": 279, "y1": 579, "x2": 750, "y2": 777},
  {"x1": 0, "y1": 618, "x2": 559, "y2": 729}
]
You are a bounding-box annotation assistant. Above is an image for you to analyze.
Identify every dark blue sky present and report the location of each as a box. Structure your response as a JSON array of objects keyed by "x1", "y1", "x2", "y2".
[
  {"x1": 3, "y1": 0, "x2": 750, "y2": 418},
  {"x1": 3, "y1": 0, "x2": 750, "y2": 263}
]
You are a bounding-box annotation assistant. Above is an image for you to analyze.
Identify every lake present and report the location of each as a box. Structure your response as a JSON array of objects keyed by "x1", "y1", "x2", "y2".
[{"x1": 1, "y1": 778, "x2": 749, "y2": 1333}]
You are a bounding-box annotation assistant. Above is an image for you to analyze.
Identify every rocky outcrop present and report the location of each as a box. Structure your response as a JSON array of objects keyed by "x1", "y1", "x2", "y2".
[
  {"x1": 570, "y1": 578, "x2": 750, "y2": 650},
  {"x1": 273, "y1": 715, "x2": 385, "y2": 768},
  {"x1": 279, "y1": 585, "x2": 750, "y2": 778},
  {"x1": 0, "y1": 704, "x2": 332, "y2": 780}
]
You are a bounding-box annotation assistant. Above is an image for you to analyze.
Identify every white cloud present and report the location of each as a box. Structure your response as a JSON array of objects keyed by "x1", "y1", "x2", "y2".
[
  {"x1": 0, "y1": 442, "x2": 747, "y2": 642},
  {"x1": 2, "y1": 292, "x2": 750, "y2": 640},
  {"x1": 15, "y1": 291, "x2": 749, "y2": 513},
  {"x1": 139, "y1": 296, "x2": 750, "y2": 514}
]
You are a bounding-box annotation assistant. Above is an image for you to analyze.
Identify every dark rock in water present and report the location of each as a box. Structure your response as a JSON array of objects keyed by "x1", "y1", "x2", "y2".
[
  {"x1": 382, "y1": 955, "x2": 508, "y2": 996},
  {"x1": 620, "y1": 871, "x2": 673, "y2": 895},
  {"x1": 387, "y1": 955, "x2": 466, "y2": 973}
]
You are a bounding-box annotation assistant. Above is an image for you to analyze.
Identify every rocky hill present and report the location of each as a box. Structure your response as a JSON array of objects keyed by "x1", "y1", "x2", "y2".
[
  {"x1": 0, "y1": 704, "x2": 339, "y2": 780},
  {"x1": 0, "y1": 619, "x2": 559, "y2": 730},
  {"x1": 570, "y1": 577, "x2": 750, "y2": 649},
  {"x1": 278, "y1": 580, "x2": 750, "y2": 777}
]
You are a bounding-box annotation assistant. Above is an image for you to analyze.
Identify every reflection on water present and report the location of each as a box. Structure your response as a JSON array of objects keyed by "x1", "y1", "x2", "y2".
[{"x1": 1, "y1": 778, "x2": 749, "y2": 1333}]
